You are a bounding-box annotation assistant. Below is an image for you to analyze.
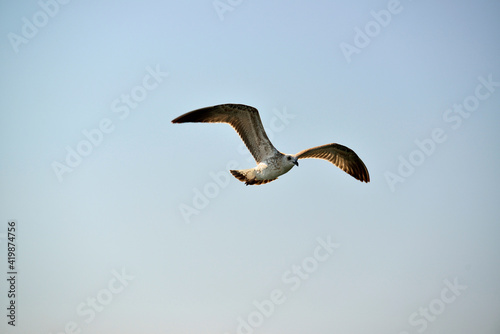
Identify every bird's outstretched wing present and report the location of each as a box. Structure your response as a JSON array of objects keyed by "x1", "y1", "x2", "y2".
[
  {"x1": 172, "y1": 104, "x2": 278, "y2": 163},
  {"x1": 294, "y1": 143, "x2": 370, "y2": 182}
]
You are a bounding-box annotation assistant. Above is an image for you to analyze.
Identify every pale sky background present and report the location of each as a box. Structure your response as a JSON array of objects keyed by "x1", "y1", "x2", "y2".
[{"x1": 1, "y1": 1, "x2": 500, "y2": 333}]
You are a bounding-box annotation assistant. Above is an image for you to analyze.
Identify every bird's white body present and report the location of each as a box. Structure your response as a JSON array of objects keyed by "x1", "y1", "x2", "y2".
[{"x1": 231, "y1": 155, "x2": 297, "y2": 185}]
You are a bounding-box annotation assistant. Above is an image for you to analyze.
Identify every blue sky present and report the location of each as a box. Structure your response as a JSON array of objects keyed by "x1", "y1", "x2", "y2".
[{"x1": 1, "y1": 1, "x2": 499, "y2": 333}]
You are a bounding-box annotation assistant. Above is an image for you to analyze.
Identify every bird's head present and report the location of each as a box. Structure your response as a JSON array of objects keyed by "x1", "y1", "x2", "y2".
[{"x1": 285, "y1": 155, "x2": 299, "y2": 167}]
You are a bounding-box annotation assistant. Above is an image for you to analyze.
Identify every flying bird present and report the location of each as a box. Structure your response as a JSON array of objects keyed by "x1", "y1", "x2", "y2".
[{"x1": 172, "y1": 104, "x2": 369, "y2": 185}]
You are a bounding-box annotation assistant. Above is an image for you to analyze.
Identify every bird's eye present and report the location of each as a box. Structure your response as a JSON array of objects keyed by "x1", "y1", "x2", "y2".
[{"x1": 287, "y1": 156, "x2": 291, "y2": 160}]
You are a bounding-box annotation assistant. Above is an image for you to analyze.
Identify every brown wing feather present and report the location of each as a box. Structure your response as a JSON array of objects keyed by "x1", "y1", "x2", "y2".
[
  {"x1": 172, "y1": 104, "x2": 278, "y2": 163},
  {"x1": 294, "y1": 143, "x2": 370, "y2": 182}
]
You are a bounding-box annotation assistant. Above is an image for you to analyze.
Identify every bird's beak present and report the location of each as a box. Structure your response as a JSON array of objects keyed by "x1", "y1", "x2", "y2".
[{"x1": 294, "y1": 160, "x2": 299, "y2": 167}]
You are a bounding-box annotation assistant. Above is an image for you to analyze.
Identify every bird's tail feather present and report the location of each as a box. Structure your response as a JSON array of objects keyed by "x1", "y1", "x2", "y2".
[{"x1": 230, "y1": 169, "x2": 276, "y2": 186}]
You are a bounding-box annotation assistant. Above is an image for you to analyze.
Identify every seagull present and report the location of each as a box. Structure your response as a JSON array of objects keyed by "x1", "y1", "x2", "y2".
[{"x1": 172, "y1": 104, "x2": 369, "y2": 185}]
